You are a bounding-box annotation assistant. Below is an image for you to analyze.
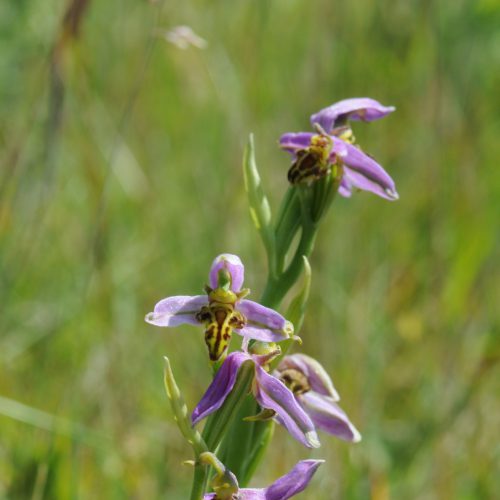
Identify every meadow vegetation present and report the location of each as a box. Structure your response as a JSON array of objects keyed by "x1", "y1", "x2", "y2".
[{"x1": 1, "y1": 1, "x2": 499, "y2": 498}]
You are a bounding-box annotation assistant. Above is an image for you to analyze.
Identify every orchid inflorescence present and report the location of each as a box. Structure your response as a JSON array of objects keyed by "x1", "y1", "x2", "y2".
[{"x1": 146, "y1": 98, "x2": 398, "y2": 499}]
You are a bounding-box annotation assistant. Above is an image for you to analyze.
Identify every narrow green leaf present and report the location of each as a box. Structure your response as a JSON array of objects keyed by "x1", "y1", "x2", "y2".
[{"x1": 243, "y1": 134, "x2": 275, "y2": 260}]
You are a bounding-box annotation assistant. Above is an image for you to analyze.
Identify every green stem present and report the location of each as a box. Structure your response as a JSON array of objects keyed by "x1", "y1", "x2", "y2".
[
  {"x1": 260, "y1": 223, "x2": 317, "y2": 309},
  {"x1": 190, "y1": 465, "x2": 209, "y2": 500}
]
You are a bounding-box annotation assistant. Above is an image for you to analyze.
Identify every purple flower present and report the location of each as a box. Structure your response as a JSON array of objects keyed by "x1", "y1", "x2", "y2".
[
  {"x1": 202, "y1": 457, "x2": 324, "y2": 500},
  {"x1": 145, "y1": 254, "x2": 293, "y2": 362},
  {"x1": 192, "y1": 343, "x2": 320, "y2": 448},
  {"x1": 280, "y1": 97, "x2": 398, "y2": 201},
  {"x1": 275, "y1": 354, "x2": 361, "y2": 443}
]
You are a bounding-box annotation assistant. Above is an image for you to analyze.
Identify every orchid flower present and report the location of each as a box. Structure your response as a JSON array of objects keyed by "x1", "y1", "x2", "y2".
[
  {"x1": 200, "y1": 452, "x2": 324, "y2": 500},
  {"x1": 145, "y1": 254, "x2": 293, "y2": 361},
  {"x1": 275, "y1": 353, "x2": 361, "y2": 443},
  {"x1": 192, "y1": 342, "x2": 320, "y2": 448},
  {"x1": 280, "y1": 97, "x2": 398, "y2": 200}
]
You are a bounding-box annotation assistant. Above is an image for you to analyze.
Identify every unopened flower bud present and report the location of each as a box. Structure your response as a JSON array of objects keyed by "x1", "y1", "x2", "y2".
[{"x1": 199, "y1": 452, "x2": 239, "y2": 499}]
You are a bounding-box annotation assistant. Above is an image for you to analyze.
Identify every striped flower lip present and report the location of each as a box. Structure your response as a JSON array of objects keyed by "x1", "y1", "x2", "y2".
[
  {"x1": 192, "y1": 342, "x2": 320, "y2": 449},
  {"x1": 202, "y1": 456, "x2": 324, "y2": 500},
  {"x1": 275, "y1": 354, "x2": 361, "y2": 443},
  {"x1": 280, "y1": 97, "x2": 399, "y2": 201},
  {"x1": 145, "y1": 254, "x2": 294, "y2": 361}
]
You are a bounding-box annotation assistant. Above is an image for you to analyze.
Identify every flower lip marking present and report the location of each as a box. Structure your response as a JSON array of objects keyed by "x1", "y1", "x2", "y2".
[
  {"x1": 287, "y1": 129, "x2": 335, "y2": 185},
  {"x1": 275, "y1": 354, "x2": 362, "y2": 443},
  {"x1": 197, "y1": 304, "x2": 246, "y2": 362},
  {"x1": 196, "y1": 286, "x2": 248, "y2": 362},
  {"x1": 279, "y1": 368, "x2": 311, "y2": 395}
]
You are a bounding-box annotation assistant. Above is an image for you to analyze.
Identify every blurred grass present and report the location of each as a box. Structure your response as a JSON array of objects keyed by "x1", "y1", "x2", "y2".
[{"x1": 1, "y1": 0, "x2": 499, "y2": 498}]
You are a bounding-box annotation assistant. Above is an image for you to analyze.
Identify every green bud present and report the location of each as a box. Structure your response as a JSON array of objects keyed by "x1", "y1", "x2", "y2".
[{"x1": 163, "y1": 357, "x2": 208, "y2": 457}]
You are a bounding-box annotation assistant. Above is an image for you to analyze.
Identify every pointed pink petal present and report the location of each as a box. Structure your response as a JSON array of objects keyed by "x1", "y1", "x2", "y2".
[
  {"x1": 235, "y1": 300, "x2": 292, "y2": 343},
  {"x1": 265, "y1": 460, "x2": 324, "y2": 500},
  {"x1": 335, "y1": 139, "x2": 398, "y2": 200},
  {"x1": 300, "y1": 391, "x2": 361, "y2": 443},
  {"x1": 191, "y1": 352, "x2": 250, "y2": 425},
  {"x1": 254, "y1": 366, "x2": 320, "y2": 448},
  {"x1": 145, "y1": 295, "x2": 207, "y2": 327}
]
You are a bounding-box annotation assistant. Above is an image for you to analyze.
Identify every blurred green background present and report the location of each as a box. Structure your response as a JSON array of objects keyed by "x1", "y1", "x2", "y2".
[{"x1": 1, "y1": 0, "x2": 499, "y2": 498}]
